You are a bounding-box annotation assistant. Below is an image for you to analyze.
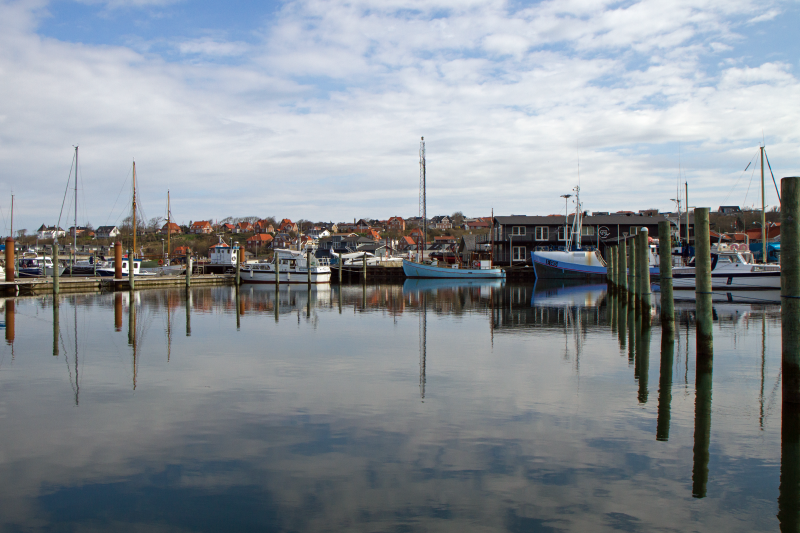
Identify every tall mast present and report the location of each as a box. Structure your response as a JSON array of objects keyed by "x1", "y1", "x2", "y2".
[
  {"x1": 685, "y1": 182, "x2": 689, "y2": 248},
  {"x1": 167, "y1": 190, "x2": 171, "y2": 265},
  {"x1": 419, "y1": 137, "x2": 426, "y2": 260},
  {"x1": 9, "y1": 194, "x2": 13, "y2": 238},
  {"x1": 73, "y1": 146, "x2": 78, "y2": 274},
  {"x1": 761, "y1": 145, "x2": 767, "y2": 263},
  {"x1": 132, "y1": 161, "x2": 137, "y2": 260}
]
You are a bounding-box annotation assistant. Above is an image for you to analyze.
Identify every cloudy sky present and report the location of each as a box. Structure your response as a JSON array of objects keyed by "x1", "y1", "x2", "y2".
[{"x1": 0, "y1": 0, "x2": 798, "y2": 233}]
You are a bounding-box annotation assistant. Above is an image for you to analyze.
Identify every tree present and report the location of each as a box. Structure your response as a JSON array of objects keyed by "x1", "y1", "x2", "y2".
[
  {"x1": 451, "y1": 212, "x2": 464, "y2": 227},
  {"x1": 148, "y1": 216, "x2": 163, "y2": 233}
]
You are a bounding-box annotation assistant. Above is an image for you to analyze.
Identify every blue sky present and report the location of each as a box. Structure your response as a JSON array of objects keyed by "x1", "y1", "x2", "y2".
[{"x1": 1, "y1": 0, "x2": 798, "y2": 233}]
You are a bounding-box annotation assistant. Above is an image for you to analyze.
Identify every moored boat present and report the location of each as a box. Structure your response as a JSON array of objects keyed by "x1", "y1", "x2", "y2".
[
  {"x1": 402, "y1": 259, "x2": 505, "y2": 279},
  {"x1": 672, "y1": 242, "x2": 779, "y2": 290},
  {"x1": 241, "y1": 248, "x2": 331, "y2": 284}
]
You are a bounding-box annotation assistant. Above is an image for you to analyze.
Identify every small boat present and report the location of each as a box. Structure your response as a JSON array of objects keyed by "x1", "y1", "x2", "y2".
[
  {"x1": 672, "y1": 242, "x2": 780, "y2": 290},
  {"x1": 96, "y1": 256, "x2": 156, "y2": 277},
  {"x1": 402, "y1": 258, "x2": 505, "y2": 279},
  {"x1": 331, "y1": 250, "x2": 403, "y2": 267},
  {"x1": 204, "y1": 235, "x2": 240, "y2": 274},
  {"x1": 241, "y1": 248, "x2": 331, "y2": 284},
  {"x1": 18, "y1": 252, "x2": 65, "y2": 277}
]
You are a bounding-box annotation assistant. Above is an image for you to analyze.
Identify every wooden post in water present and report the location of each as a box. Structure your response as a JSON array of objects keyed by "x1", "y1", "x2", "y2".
[
  {"x1": 307, "y1": 249, "x2": 312, "y2": 289},
  {"x1": 4, "y1": 238, "x2": 14, "y2": 282},
  {"x1": 114, "y1": 242, "x2": 122, "y2": 280},
  {"x1": 656, "y1": 325, "x2": 675, "y2": 441},
  {"x1": 338, "y1": 253, "x2": 342, "y2": 284},
  {"x1": 185, "y1": 257, "x2": 192, "y2": 288},
  {"x1": 275, "y1": 253, "x2": 280, "y2": 287},
  {"x1": 638, "y1": 228, "x2": 651, "y2": 315},
  {"x1": 628, "y1": 232, "x2": 637, "y2": 301},
  {"x1": 658, "y1": 221, "x2": 675, "y2": 326},
  {"x1": 781, "y1": 177, "x2": 800, "y2": 405},
  {"x1": 362, "y1": 252, "x2": 367, "y2": 282},
  {"x1": 53, "y1": 243, "x2": 60, "y2": 295},
  {"x1": 610, "y1": 247, "x2": 617, "y2": 289},
  {"x1": 695, "y1": 208, "x2": 713, "y2": 351},
  {"x1": 235, "y1": 243, "x2": 241, "y2": 287},
  {"x1": 618, "y1": 241, "x2": 628, "y2": 293}
]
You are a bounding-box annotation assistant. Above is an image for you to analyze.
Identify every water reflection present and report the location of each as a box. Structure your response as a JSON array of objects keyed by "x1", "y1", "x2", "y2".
[{"x1": 0, "y1": 283, "x2": 787, "y2": 531}]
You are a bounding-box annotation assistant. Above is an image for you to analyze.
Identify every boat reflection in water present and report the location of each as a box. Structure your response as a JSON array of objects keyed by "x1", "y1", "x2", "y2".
[{"x1": 0, "y1": 282, "x2": 789, "y2": 531}]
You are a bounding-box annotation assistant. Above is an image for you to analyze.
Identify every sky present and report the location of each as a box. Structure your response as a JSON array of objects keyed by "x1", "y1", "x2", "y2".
[{"x1": 0, "y1": 0, "x2": 798, "y2": 234}]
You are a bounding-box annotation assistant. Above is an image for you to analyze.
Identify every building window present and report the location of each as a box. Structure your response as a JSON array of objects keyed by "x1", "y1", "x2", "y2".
[
  {"x1": 535, "y1": 227, "x2": 549, "y2": 240},
  {"x1": 512, "y1": 226, "x2": 525, "y2": 236},
  {"x1": 512, "y1": 246, "x2": 526, "y2": 262},
  {"x1": 581, "y1": 226, "x2": 595, "y2": 236},
  {"x1": 558, "y1": 226, "x2": 567, "y2": 241}
]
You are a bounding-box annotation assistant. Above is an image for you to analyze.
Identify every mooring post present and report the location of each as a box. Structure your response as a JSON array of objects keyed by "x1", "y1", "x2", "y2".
[
  {"x1": 53, "y1": 243, "x2": 60, "y2": 295},
  {"x1": 5, "y1": 238, "x2": 14, "y2": 282},
  {"x1": 658, "y1": 221, "x2": 675, "y2": 326},
  {"x1": 275, "y1": 253, "x2": 280, "y2": 287},
  {"x1": 185, "y1": 257, "x2": 192, "y2": 288},
  {"x1": 618, "y1": 283, "x2": 628, "y2": 350},
  {"x1": 695, "y1": 208, "x2": 713, "y2": 352},
  {"x1": 610, "y1": 247, "x2": 617, "y2": 289},
  {"x1": 628, "y1": 232, "x2": 637, "y2": 301},
  {"x1": 656, "y1": 325, "x2": 675, "y2": 441},
  {"x1": 338, "y1": 253, "x2": 342, "y2": 284},
  {"x1": 618, "y1": 241, "x2": 628, "y2": 293},
  {"x1": 235, "y1": 243, "x2": 241, "y2": 287},
  {"x1": 307, "y1": 249, "x2": 312, "y2": 289},
  {"x1": 636, "y1": 310, "x2": 650, "y2": 404},
  {"x1": 638, "y1": 228, "x2": 651, "y2": 317},
  {"x1": 778, "y1": 177, "x2": 800, "y2": 532},
  {"x1": 114, "y1": 241, "x2": 122, "y2": 281},
  {"x1": 362, "y1": 252, "x2": 367, "y2": 282}
]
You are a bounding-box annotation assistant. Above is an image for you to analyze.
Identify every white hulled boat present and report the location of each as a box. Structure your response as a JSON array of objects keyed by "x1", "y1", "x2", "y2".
[
  {"x1": 241, "y1": 248, "x2": 331, "y2": 284},
  {"x1": 671, "y1": 242, "x2": 780, "y2": 290}
]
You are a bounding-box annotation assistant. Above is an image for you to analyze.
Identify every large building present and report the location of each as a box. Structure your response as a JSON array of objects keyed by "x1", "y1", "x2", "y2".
[{"x1": 485, "y1": 212, "x2": 691, "y2": 266}]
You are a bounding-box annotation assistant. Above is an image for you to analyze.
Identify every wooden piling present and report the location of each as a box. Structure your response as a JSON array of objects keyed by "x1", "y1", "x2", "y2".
[
  {"x1": 338, "y1": 253, "x2": 342, "y2": 284},
  {"x1": 362, "y1": 252, "x2": 367, "y2": 282},
  {"x1": 695, "y1": 208, "x2": 713, "y2": 350},
  {"x1": 114, "y1": 242, "x2": 122, "y2": 280},
  {"x1": 307, "y1": 249, "x2": 312, "y2": 289},
  {"x1": 781, "y1": 177, "x2": 800, "y2": 405},
  {"x1": 658, "y1": 221, "x2": 675, "y2": 325},
  {"x1": 4, "y1": 238, "x2": 14, "y2": 282},
  {"x1": 235, "y1": 244, "x2": 241, "y2": 286},
  {"x1": 53, "y1": 244, "x2": 60, "y2": 295},
  {"x1": 656, "y1": 326, "x2": 675, "y2": 441},
  {"x1": 618, "y1": 241, "x2": 628, "y2": 293},
  {"x1": 638, "y1": 228, "x2": 651, "y2": 318},
  {"x1": 275, "y1": 254, "x2": 280, "y2": 287},
  {"x1": 185, "y1": 257, "x2": 192, "y2": 288},
  {"x1": 628, "y1": 234, "x2": 637, "y2": 300}
]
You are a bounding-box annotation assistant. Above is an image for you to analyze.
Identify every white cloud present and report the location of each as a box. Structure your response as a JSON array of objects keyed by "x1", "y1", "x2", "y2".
[{"x1": 0, "y1": 0, "x2": 797, "y2": 232}]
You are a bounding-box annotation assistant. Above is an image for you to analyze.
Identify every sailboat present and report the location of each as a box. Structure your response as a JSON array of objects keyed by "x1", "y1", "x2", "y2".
[{"x1": 401, "y1": 137, "x2": 505, "y2": 279}]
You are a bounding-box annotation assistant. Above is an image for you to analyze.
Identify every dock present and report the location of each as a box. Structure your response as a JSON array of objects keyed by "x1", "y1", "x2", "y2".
[{"x1": 0, "y1": 274, "x2": 235, "y2": 296}]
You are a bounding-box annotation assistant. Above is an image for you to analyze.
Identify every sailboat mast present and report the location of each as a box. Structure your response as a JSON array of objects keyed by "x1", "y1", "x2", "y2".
[
  {"x1": 167, "y1": 190, "x2": 171, "y2": 265},
  {"x1": 761, "y1": 146, "x2": 767, "y2": 264},
  {"x1": 419, "y1": 136, "x2": 426, "y2": 260},
  {"x1": 132, "y1": 161, "x2": 137, "y2": 260},
  {"x1": 73, "y1": 146, "x2": 78, "y2": 274}
]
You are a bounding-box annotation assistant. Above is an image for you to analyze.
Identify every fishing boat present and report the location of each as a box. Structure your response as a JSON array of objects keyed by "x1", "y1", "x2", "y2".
[
  {"x1": 402, "y1": 137, "x2": 505, "y2": 280},
  {"x1": 241, "y1": 248, "x2": 331, "y2": 284},
  {"x1": 204, "y1": 235, "x2": 240, "y2": 274},
  {"x1": 95, "y1": 256, "x2": 154, "y2": 277},
  {"x1": 532, "y1": 185, "x2": 663, "y2": 279},
  {"x1": 671, "y1": 242, "x2": 780, "y2": 290}
]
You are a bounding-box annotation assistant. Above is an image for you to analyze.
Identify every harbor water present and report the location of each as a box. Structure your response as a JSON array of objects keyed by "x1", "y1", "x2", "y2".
[{"x1": 0, "y1": 282, "x2": 788, "y2": 531}]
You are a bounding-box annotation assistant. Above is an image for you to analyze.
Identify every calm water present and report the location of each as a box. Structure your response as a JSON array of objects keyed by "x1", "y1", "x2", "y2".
[{"x1": 0, "y1": 281, "x2": 789, "y2": 531}]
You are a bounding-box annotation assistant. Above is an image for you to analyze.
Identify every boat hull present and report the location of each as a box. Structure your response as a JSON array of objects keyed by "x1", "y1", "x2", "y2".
[
  {"x1": 532, "y1": 251, "x2": 659, "y2": 280},
  {"x1": 672, "y1": 267, "x2": 781, "y2": 290},
  {"x1": 402, "y1": 259, "x2": 505, "y2": 279},
  {"x1": 241, "y1": 267, "x2": 332, "y2": 284}
]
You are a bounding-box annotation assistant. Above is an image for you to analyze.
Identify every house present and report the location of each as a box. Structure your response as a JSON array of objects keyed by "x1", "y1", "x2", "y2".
[
  {"x1": 487, "y1": 212, "x2": 684, "y2": 266},
  {"x1": 222, "y1": 223, "x2": 236, "y2": 233},
  {"x1": 190, "y1": 220, "x2": 213, "y2": 234},
  {"x1": 745, "y1": 222, "x2": 781, "y2": 242},
  {"x1": 159, "y1": 222, "x2": 182, "y2": 235},
  {"x1": 235, "y1": 222, "x2": 254, "y2": 234},
  {"x1": 95, "y1": 225, "x2": 120, "y2": 239},
  {"x1": 387, "y1": 216, "x2": 406, "y2": 232},
  {"x1": 430, "y1": 216, "x2": 452, "y2": 230},
  {"x1": 272, "y1": 232, "x2": 293, "y2": 249},
  {"x1": 718, "y1": 206, "x2": 742, "y2": 214},
  {"x1": 464, "y1": 218, "x2": 490, "y2": 230},
  {"x1": 172, "y1": 245, "x2": 191, "y2": 258},
  {"x1": 398, "y1": 236, "x2": 417, "y2": 251},
  {"x1": 246, "y1": 233, "x2": 273, "y2": 251},
  {"x1": 307, "y1": 227, "x2": 331, "y2": 240},
  {"x1": 365, "y1": 228, "x2": 381, "y2": 240},
  {"x1": 318, "y1": 234, "x2": 373, "y2": 253},
  {"x1": 434, "y1": 235, "x2": 457, "y2": 246},
  {"x1": 38, "y1": 224, "x2": 67, "y2": 239},
  {"x1": 277, "y1": 219, "x2": 298, "y2": 233},
  {"x1": 255, "y1": 220, "x2": 274, "y2": 233}
]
